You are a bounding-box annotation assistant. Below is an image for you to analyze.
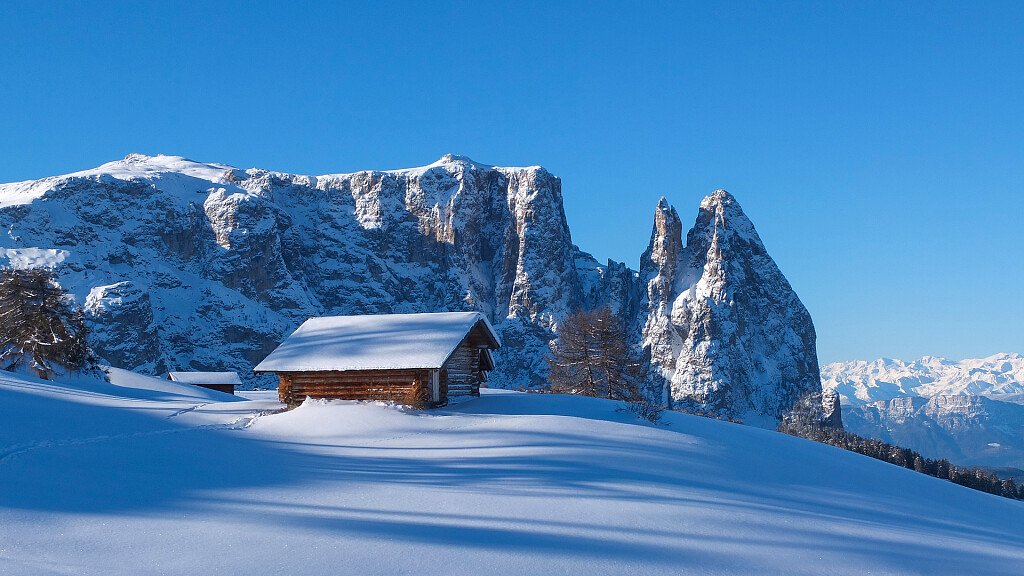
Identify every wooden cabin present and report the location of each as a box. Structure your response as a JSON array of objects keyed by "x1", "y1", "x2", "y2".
[
  {"x1": 253, "y1": 312, "x2": 501, "y2": 408},
  {"x1": 167, "y1": 371, "x2": 241, "y2": 395}
]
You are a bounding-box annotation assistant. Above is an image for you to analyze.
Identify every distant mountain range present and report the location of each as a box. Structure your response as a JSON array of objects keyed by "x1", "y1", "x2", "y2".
[
  {"x1": 823, "y1": 354, "x2": 1024, "y2": 405},
  {"x1": 823, "y1": 354, "x2": 1024, "y2": 469}
]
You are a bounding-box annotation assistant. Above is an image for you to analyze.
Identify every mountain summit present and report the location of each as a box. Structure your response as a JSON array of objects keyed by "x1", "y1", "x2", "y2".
[
  {"x1": 640, "y1": 190, "x2": 835, "y2": 426},
  {"x1": 0, "y1": 156, "x2": 833, "y2": 428}
]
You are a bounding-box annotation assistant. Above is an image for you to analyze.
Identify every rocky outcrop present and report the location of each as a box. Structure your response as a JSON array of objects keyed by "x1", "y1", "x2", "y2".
[
  {"x1": 0, "y1": 154, "x2": 586, "y2": 389},
  {"x1": 84, "y1": 281, "x2": 162, "y2": 373},
  {"x1": 639, "y1": 191, "x2": 828, "y2": 427},
  {"x1": 0, "y1": 154, "x2": 832, "y2": 428}
]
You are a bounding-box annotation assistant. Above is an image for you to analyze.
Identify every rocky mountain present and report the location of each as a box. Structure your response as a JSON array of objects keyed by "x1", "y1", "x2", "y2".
[
  {"x1": 0, "y1": 153, "x2": 831, "y2": 427},
  {"x1": 639, "y1": 192, "x2": 837, "y2": 427},
  {"x1": 822, "y1": 354, "x2": 1024, "y2": 405},
  {"x1": 843, "y1": 394, "x2": 1024, "y2": 469}
]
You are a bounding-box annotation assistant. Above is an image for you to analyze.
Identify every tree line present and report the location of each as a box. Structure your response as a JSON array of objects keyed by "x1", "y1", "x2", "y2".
[{"x1": 779, "y1": 418, "x2": 1024, "y2": 501}]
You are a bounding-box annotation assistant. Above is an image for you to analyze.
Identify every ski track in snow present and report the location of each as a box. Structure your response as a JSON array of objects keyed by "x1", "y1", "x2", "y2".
[{"x1": 0, "y1": 417, "x2": 256, "y2": 463}]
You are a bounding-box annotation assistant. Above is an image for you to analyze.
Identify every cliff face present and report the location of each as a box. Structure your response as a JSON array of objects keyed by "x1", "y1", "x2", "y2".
[
  {"x1": 0, "y1": 154, "x2": 588, "y2": 388},
  {"x1": 0, "y1": 154, "x2": 832, "y2": 427},
  {"x1": 639, "y1": 191, "x2": 834, "y2": 427}
]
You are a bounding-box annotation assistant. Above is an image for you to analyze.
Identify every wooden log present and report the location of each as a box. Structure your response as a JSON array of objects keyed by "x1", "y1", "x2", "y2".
[{"x1": 273, "y1": 369, "x2": 433, "y2": 408}]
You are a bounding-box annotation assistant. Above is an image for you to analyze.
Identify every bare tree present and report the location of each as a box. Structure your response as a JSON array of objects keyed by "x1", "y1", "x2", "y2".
[{"x1": 548, "y1": 307, "x2": 661, "y2": 421}]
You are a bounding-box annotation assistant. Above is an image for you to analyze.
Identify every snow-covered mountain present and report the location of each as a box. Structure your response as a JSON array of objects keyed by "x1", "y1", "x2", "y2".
[
  {"x1": 639, "y1": 192, "x2": 837, "y2": 427},
  {"x1": 823, "y1": 354, "x2": 1024, "y2": 468},
  {"x1": 0, "y1": 153, "x2": 830, "y2": 427},
  {"x1": 822, "y1": 354, "x2": 1024, "y2": 405},
  {"x1": 843, "y1": 394, "x2": 1024, "y2": 469}
]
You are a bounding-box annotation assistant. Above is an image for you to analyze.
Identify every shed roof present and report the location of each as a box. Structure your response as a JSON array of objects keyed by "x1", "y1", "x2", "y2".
[
  {"x1": 167, "y1": 371, "x2": 242, "y2": 385},
  {"x1": 253, "y1": 312, "x2": 500, "y2": 373}
]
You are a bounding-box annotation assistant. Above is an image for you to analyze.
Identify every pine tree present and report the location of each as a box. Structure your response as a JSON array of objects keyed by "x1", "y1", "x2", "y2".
[
  {"x1": 0, "y1": 268, "x2": 93, "y2": 379},
  {"x1": 912, "y1": 455, "x2": 926, "y2": 473}
]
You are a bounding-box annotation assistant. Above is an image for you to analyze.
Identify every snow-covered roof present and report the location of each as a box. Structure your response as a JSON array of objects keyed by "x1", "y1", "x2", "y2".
[
  {"x1": 254, "y1": 312, "x2": 500, "y2": 373},
  {"x1": 167, "y1": 372, "x2": 242, "y2": 386}
]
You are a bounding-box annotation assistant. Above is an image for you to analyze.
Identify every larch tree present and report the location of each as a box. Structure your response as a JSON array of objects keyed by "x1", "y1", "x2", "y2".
[{"x1": 547, "y1": 306, "x2": 660, "y2": 421}]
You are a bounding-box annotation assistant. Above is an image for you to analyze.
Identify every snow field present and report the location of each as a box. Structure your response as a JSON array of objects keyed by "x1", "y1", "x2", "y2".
[{"x1": 0, "y1": 371, "x2": 1022, "y2": 575}]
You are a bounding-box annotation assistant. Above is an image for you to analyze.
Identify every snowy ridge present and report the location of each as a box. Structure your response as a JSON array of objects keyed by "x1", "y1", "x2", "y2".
[
  {"x1": 0, "y1": 154, "x2": 245, "y2": 208},
  {"x1": 822, "y1": 353, "x2": 1024, "y2": 405},
  {"x1": 824, "y1": 354, "x2": 1024, "y2": 469}
]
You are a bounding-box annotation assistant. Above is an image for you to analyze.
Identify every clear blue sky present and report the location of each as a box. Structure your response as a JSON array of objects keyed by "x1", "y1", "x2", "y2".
[{"x1": 2, "y1": 1, "x2": 1022, "y2": 363}]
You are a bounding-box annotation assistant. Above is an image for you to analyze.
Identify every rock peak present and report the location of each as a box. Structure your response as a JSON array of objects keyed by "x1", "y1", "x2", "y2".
[
  {"x1": 438, "y1": 153, "x2": 478, "y2": 164},
  {"x1": 699, "y1": 188, "x2": 737, "y2": 210},
  {"x1": 655, "y1": 196, "x2": 677, "y2": 213},
  {"x1": 644, "y1": 188, "x2": 822, "y2": 428}
]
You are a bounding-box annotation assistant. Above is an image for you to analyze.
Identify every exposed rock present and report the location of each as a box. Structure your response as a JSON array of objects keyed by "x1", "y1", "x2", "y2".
[
  {"x1": 84, "y1": 281, "x2": 161, "y2": 373},
  {"x1": 0, "y1": 155, "x2": 832, "y2": 428},
  {"x1": 639, "y1": 190, "x2": 828, "y2": 427},
  {"x1": 0, "y1": 154, "x2": 585, "y2": 389}
]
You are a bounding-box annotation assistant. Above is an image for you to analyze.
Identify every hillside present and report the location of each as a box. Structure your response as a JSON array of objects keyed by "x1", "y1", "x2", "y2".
[{"x1": 0, "y1": 370, "x2": 1021, "y2": 575}]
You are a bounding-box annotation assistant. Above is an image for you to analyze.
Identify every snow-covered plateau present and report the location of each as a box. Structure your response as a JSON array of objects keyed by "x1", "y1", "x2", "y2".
[
  {"x1": 1, "y1": 369, "x2": 1022, "y2": 576},
  {"x1": 0, "y1": 153, "x2": 835, "y2": 427}
]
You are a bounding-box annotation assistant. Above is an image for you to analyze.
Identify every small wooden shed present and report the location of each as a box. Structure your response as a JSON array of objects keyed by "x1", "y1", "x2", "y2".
[
  {"x1": 253, "y1": 312, "x2": 500, "y2": 408},
  {"x1": 167, "y1": 371, "x2": 241, "y2": 395}
]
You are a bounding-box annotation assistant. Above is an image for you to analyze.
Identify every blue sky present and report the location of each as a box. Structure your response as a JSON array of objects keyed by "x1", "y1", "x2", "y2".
[{"x1": 1, "y1": 1, "x2": 1022, "y2": 363}]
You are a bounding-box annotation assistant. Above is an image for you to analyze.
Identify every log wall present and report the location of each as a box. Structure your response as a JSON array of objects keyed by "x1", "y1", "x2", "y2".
[
  {"x1": 277, "y1": 370, "x2": 430, "y2": 408},
  {"x1": 443, "y1": 342, "x2": 482, "y2": 397}
]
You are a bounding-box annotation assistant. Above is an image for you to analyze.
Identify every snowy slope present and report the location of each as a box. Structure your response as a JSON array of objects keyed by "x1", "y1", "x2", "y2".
[{"x1": 1, "y1": 370, "x2": 1022, "y2": 576}]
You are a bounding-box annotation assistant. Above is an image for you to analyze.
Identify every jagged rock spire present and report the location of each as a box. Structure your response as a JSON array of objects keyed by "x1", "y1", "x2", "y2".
[{"x1": 640, "y1": 190, "x2": 833, "y2": 427}]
